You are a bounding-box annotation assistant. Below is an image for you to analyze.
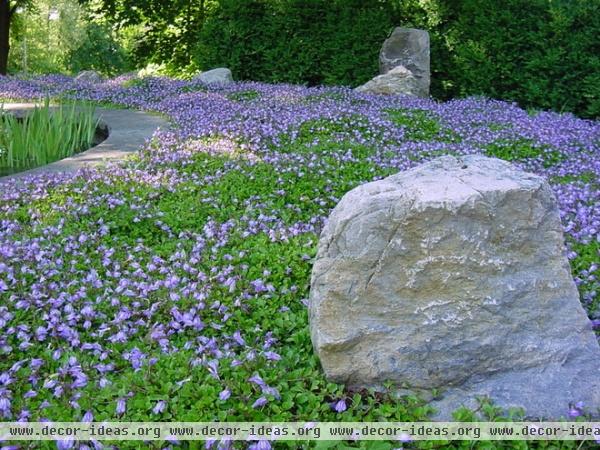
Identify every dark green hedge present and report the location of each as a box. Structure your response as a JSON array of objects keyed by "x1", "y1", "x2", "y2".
[
  {"x1": 439, "y1": 0, "x2": 600, "y2": 118},
  {"x1": 194, "y1": 0, "x2": 396, "y2": 87},
  {"x1": 193, "y1": 0, "x2": 600, "y2": 118}
]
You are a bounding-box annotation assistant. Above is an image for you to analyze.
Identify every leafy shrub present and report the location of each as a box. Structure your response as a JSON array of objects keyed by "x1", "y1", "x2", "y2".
[
  {"x1": 67, "y1": 22, "x2": 132, "y2": 76},
  {"x1": 439, "y1": 0, "x2": 600, "y2": 118},
  {"x1": 194, "y1": 0, "x2": 396, "y2": 87}
]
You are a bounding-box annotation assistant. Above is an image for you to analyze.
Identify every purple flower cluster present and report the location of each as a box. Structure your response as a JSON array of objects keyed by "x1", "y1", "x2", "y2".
[{"x1": 0, "y1": 74, "x2": 598, "y2": 428}]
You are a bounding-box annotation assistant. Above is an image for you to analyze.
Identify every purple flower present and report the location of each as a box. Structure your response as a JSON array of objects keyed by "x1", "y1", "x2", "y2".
[
  {"x1": 262, "y1": 386, "x2": 280, "y2": 400},
  {"x1": 152, "y1": 400, "x2": 167, "y2": 415},
  {"x1": 398, "y1": 432, "x2": 412, "y2": 442},
  {"x1": 56, "y1": 439, "x2": 75, "y2": 450},
  {"x1": 116, "y1": 398, "x2": 127, "y2": 416},
  {"x1": 263, "y1": 351, "x2": 281, "y2": 361},
  {"x1": 0, "y1": 397, "x2": 11, "y2": 418},
  {"x1": 331, "y1": 399, "x2": 347, "y2": 413},
  {"x1": 206, "y1": 360, "x2": 219, "y2": 379},
  {"x1": 250, "y1": 279, "x2": 268, "y2": 293},
  {"x1": 0, "y1": 373, "x2": 12, "y2": 386},
  {"x1": 252, "y1": 397, "x2": 267, "y2": 408},
  {"x1": 248, "y1": 374, "x2": 265, "y2": 388},
  {"x1": 219, "y1": 389, "x2": 231, "y2": 401},
  {"x1": 232, "y1": 330, "x2": 245, "y2": 346},
  {"x1": 30, "y1": 359, "x2": 44, "y2": 370},
  {"x1": 249, "y1": 440, "x2": 272, "y2": 450},
  {"x1": 166, "y1": 436, "x2": 180, "y2": 445},
  {"x1": 82, "y1": 410, "x2": 94, "y2": 422}
]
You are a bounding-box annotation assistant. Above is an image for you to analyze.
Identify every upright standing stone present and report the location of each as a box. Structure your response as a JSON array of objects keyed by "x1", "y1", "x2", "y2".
[
  {"x1": 309, "y1": 155, "x2": 600, "y2": 419},
  {"x1": 379, "y1": 27, "x2": 430, "y2": 97}
]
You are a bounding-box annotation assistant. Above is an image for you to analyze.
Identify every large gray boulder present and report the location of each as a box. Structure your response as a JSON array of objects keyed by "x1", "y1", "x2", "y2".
[
  {"x1": 379, "y1": 27, "x2": 430, "y2": 97},
  {"x1": 74, "y1": 70, "x2": 103, "y2": 84},
  {"x1": 355, "y1": 65, "x2": 422, "y2": 97},
  {"x1": 195, "y1": 67, "x2": 233, "y2": 86},
  {"x1": 309, "y1": 155, "x2": 600, "y2": 419}
]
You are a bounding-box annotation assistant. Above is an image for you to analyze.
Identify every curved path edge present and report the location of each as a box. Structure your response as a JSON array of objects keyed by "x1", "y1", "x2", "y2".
[{"x1": 0, "y1": 103, "x2": 169, "y2": 183}]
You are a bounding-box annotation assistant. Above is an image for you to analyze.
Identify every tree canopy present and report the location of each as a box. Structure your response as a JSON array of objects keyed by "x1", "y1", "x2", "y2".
[{"x1": 83, "y1": 0, "x2": 213, "y2": 67}]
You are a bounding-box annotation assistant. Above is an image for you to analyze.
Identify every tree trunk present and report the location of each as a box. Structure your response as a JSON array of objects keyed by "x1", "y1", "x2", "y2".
[{"x1": 0, "y1": 0, "x2": 11, "y2": 75}]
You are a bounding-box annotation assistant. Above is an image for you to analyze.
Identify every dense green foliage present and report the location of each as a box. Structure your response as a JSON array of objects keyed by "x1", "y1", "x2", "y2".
[
  {"x1": 67, "y1": 22, "x2": 131, "y2": 75},
  {"x1": 0, "y1": 98, "x2": 98, "y2": 174},
  {"x1": 7, "y1": 0, "x2": 132, "y2": 76},
  {"x1": 8, "y1": 0, "x2": 86, "y2": 74},
  {"x1": 83, "y1": 0, "x2": 215, "y2": 69},
  {"x1": 192, "y1": 0, "x2": 600, "y2": 118},
  {"x1": 195, "y1": 0, "x2": 394, "y2": 86},
  {"x1": 439, "y1": 0, "x2": 600, "y2": 118}
]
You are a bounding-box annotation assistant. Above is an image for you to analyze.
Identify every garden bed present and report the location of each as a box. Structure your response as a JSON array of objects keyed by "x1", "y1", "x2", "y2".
[{"x1": 0, "y1": 75, "x2": 598, "y2": 447}]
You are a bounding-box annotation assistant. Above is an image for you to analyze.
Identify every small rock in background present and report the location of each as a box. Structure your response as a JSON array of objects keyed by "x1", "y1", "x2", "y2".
[
  {"x1": 355, "y1": 65, "x2": 422, "y2": 97},
  {"x1": 379, "y1": 27, "x2": 430, "y2": 97},
  {"x1": 194, "y1": 67, "x2": 233, "y2": 87},
  {"x1": 74, "y1": 70, "x2": 103, "y2": 84},
  {"x1": 309, "y1": 155, "x2": 600, "y2": 419}
]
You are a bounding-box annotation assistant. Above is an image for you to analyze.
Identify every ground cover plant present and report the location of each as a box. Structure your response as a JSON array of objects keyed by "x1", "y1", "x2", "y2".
[
  {"x1": 0, "y1": 97, "x2": 98, "y2": 175},
  {"x1": 0, "y1": 74, "x2": 599, "y2": 449}
]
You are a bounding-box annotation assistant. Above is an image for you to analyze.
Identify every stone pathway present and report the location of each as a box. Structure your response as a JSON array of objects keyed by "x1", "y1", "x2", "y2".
[{"x1": 0, "y1": 103, "x2": 169, "y2": 182}]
